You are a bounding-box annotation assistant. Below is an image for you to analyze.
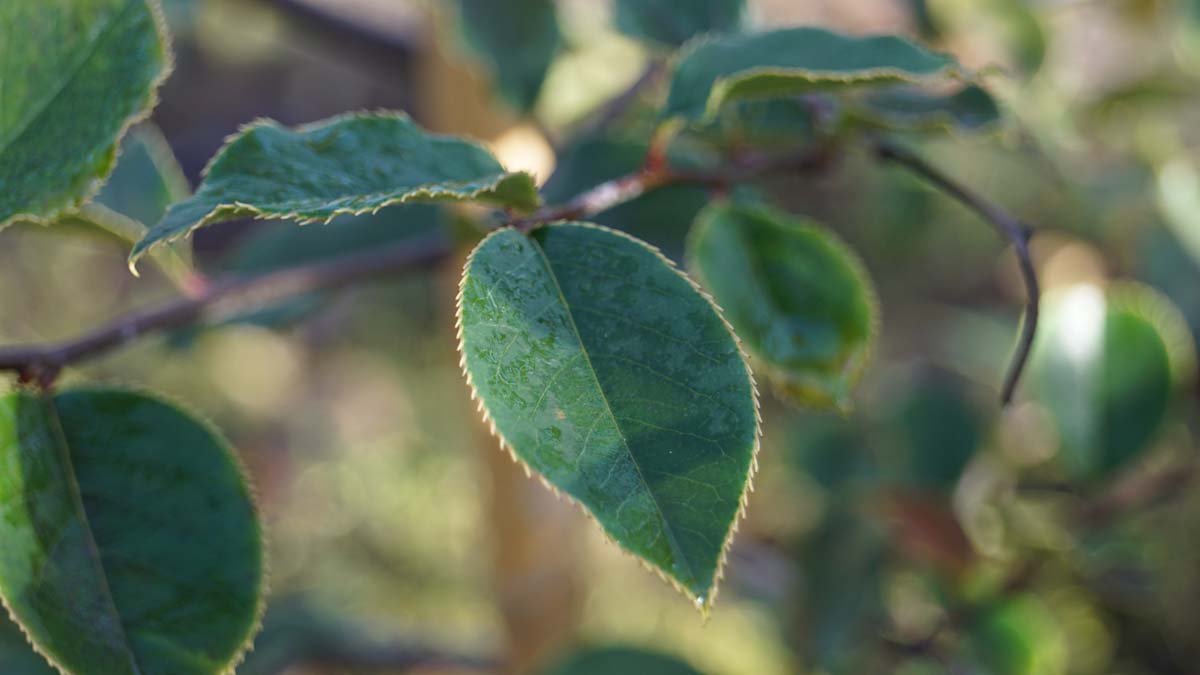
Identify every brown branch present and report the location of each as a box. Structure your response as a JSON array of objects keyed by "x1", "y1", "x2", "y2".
[
  {"x1": 0, "y1": 145, "x2": 833, "y2": 384},
  {"x1": 872, "y1": 139, "x2": 1040, "y2": 405}
]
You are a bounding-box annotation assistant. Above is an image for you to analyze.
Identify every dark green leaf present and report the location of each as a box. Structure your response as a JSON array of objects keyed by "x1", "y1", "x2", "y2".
[
  {"x1": 854, "y1": 84, "x2": 1001, "y2": 132},
  {"x1": 457, "y1": 223, "x2": 759, "y2": 609},
  {"x1": 1029, "y1": 284, "x2": 1196, "y2": 480},
  {"x1": 540, "y1": 646, "x2": 708, "y2": 675},
  {"x1": 879, "y1": 369, "x2": 982, "y2": 492},
  {"x1": 614, "y1": 0, "x2": 744, "y2": 48},
  {"x1": 688, "y1": 201, "x2": 879, "y2": 410},
  {"x1": 456, "y1": 0, "x2": 562, "y2": 110},
  {"x1": 0, "y1": 388, "x2": 265, "y2": 675},
  {"x1": 663, "y1": 27, "x2": 962, "y2": 122},
  {"x1": 130, "y1": 112, "x2": 538, "y2": 270},
  {"x1": 0, "y1": 0, "x2": 170, "y2": 228}
]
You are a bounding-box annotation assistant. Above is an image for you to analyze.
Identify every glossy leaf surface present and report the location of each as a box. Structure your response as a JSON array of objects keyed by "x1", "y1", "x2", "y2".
[
  {"x1": 688, "y1": 202, "x2": 878, "y2": 410},
  {"x1": 456, "y1": 0, "x2": 562, "y2": 110},
  {"x1": 664, "y1": 27, "x2": 960, "y2": 122},
  {"x1": 1029, "y1": 284, "x2": 1196, "y2": 480},
  {"x1": 131, "y1": 112, "x2": 538, "y2": 268},
  {"x1": 0, "y1": 0, "x2": 170, "y2": 228},
  {"x1": 0, "y1": 388, "x2": 264, "y2": 675},
  {"x1": 457, "y1": 223, "x2": 758, "y2": 608},
  {"x1": 614, "y1": 0, "x2": 744, "y2": 47}
]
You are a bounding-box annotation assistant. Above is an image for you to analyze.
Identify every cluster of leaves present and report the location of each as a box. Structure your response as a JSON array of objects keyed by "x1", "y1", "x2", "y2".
[{"x1": 2, "y1": 1, "x2": 1196, "y2": 674}]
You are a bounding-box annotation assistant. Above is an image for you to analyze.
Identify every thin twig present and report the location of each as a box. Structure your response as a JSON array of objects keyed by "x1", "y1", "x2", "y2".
[
  {"x1": 872, "y1": 139, "x2": 1040, "y2": 405},
  {"x1": 0, "y1": 144, "x2": 833, "y2": 383}
]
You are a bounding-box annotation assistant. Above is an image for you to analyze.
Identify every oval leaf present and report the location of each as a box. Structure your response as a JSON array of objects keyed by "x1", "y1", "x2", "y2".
[
  {"x1": 614, "y1": 0, "x2": 745, "y2": 48},
  {"x1": 688, "y1": 201, "x2": 879, "y2": 410},
  {"x1": 130, "y1": 112, "x2": 539, "y2": 270},
  {"x1": 455, "y1": 0, "x2": 562, "y2": 110},
  {"x1": 0, "y1": 388, "x2": 265, "y2": 675},
  {"x1": 457, "y1": 223, "x2": 759, "y2": 609},
  {"x1": 1029, "y1": 283, "x2": 1196, "y2": 480},
  {"x1": 663, "y1": 27, "x2": 962, "y2": 122},
  {"x1": 0, "y1": 0, "x2": 170, "y2": 228}
]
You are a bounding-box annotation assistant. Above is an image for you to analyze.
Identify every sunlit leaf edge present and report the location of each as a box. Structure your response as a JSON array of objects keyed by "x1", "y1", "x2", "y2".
[
  {"x1": 0, "y1": 0, "x2": 175, "y2": 231},
  {"x1": 454, "y1": 222, "x2": 762, "y2": 615},
  {"x1": 1106, "y1": 281, "x2": 1197, "y2": 388},
  {"x1": 0, "y1": 384, "x2": 269, "y2": 675}
]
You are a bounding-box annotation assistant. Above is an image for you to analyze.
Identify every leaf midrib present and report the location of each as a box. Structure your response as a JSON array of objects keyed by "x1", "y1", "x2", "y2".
[
  {"x1": 0, "y1": 0, "x2": 141, "y2": 158},
  {"x1": 40, "y1": 395, "x2": 143, "y2": 675},
  {"x1": 526, "y1": 233, "x2": 700, "y2": 591}
]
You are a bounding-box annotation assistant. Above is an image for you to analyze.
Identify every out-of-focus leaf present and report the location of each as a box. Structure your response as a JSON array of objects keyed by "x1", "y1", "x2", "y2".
[
  {"x1": 541, "y1": 136, "x2": 712, "y2": 261},
  {"x1": 130, "y1": 112, "x2": 538, "y2": 269},
  {"x1": 0, "y1": 0, "x2": 170, "y2": 228},
  {"x1": 96, "y1": 124, "x2": 190, "y2": 229},
  {"x1": 1156, "y1": 156, "x2": 1200, "y2": 268},
  {"x1": 457, "y1": 223, "x2": 759, "y2": 609},
  {"x1": 854, "y1": 84, "x2": 1001, "y2": 133},
  {"x1": 663, "y1": 27, "x2": 962, "y2": 122},
  {"x1": 880, "y1": 369, "x2": 983, "y2": 492},
  {"x1": 539, "y1": 646, "x2": 708, "y2": 675},
  {"x1": 614, "y1": 0, "x2": 744, "y2": 48},
  {"x1": 455, "y1": 0, "x2": 562, "y2": 111},
  {"x1": 693, "y1": 97, "x2": 821, "y2": 148},
  {"x1": 1029, "y1": 284, "x2": 1196, "y2": 481},
  {"x1": 688, "y1": 201, "x2": 879, "y2": 410},
  {"x1": 0, "y1": 388, "x2": 264, "y2": 675},
  {"x1": 969, "y1": 595, "x2": 1067, "y2": 675},
  {"x1": 788, "y1": 413, "x2": 872, "y2": 494}
]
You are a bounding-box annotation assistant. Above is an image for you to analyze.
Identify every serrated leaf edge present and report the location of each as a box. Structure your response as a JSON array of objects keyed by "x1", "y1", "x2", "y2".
[
  {"x1": 0, "y1": 383, "x2": 269, "y2": 675},
  {"x1": 686, "y1": 200, "x2": 881, "y2": 413},
  {"x1": 0, "y1": 0, "x2": 175, "y2": 232},
  {"x1": 454, "y1": 221, "x2": 761, "y2": 617},
  {"x1": 128, "y1": 110, "x2": 538, "y2": 272}
]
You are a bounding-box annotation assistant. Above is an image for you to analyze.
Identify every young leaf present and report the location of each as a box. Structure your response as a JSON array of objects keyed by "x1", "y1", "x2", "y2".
[
  {"x1": 854, "y1": 84, "x2": 1001, "y2": 132},
  {"x1": 455, "y1": 0, "x2": 562, "y2": 110},
  {"x1": 129, "y1": 112, "x2": 539, "y2": 270},
  {"x1": 0, "y1": 388, "x2": 265, "y2": 675},
  {"x1": 539, "y1": 646, "x2": 709, "y2": 675},
  {"x1": 0, "y1": 0, "x2": 171, "y2": 228},
  {"x1": 457, "y1": 223, "x2": 759, "y2": 610},
  {"x1": 614, "y1": 0, "x2": 745, "y2": 48},
  {"x1": 663, "y1": 27, "x2": 962, "y2": 122},
  {"x1": 1029, "y1": 284, "x2": 1196, "y2": 481},
  {"x1": 688, "y1": 202, "x2": 879, "y2": 410}
]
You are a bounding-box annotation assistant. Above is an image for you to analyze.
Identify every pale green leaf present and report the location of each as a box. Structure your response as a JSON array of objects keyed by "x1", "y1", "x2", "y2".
[
  {"x1": 614, "y1": 0, "x2": 744, "y2": 48},
  {"x1": 0, "y1": 388, "x2": 265, "y2": 675},
  {"x1": 1029, "y1": 283, "x2": 1196, "y2": 480},
  {"x1": 0, "y1": 0, "x2": 171, "y2": 228},
  {"x1": 540, "y1": 646, "x2": 708, "y2": 675},
  {"x1": 130, "y1": 112, "x2": 538, "y2": 270},
  {"x1": 456, "y1": 0, "x2": 562, "y2": 110},
  {"x1": 854, "y1": 84, "x2": 1001, "y2": 132},
  {"x1": 457, "y1": 223, "x2": 759, "y2": 609},
  {"x1": 663, "y1": 27, "x2": 962, "y2": 122},
  {"x1": 688, "y1": 202, "x2": 879, "y2": 410}
]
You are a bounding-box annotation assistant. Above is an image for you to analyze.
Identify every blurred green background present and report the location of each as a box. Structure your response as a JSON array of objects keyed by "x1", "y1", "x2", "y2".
[{"x1": 4, "y1": 1, "x2": 1200, "y2": 674}]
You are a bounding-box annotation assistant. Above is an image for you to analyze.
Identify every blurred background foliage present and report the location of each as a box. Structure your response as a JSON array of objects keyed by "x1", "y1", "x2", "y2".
[{"x1": 3, "y1": 0, "x2": 1200, "y2": 674}]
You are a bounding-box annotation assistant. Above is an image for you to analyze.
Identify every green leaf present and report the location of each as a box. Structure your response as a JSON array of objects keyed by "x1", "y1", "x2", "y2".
[
  {"x1": 853, "y1": 84, "x2": 1001, "y2": 132},
  {"x1": 688, "y1": 201, "x2": 879, "y2": 410},
  {"x1": 457, "y1": 223, "x2": 759, "y2": 609},
  {"x1": 539, "y1": 646, "x2": 708, "y2": 675},
  {"x1": 0, "y1": 388, "x2": 265, "y2": 675},
  {"x1": 0, "y1": 615, "x2": 55, "y2": 675},
  {"x1": 968, "y1": 595, "x2": 1067, "y2": 675},
  {"x1": 663, "y1": 27, "x2": 962, "y2": 122},
  {"x1": 614, "y1": 0, "x2": 744, "y2": 48},
  {"x1": 878, "y1": 368, "x2": 982, "y2": 492},
  {"x1": 1029, "y1": 283, "x2": 1196, "y2": 480},
  {"x1": 0, "y1": 0, "x2": 171, "y2": 228},
  {"x1": 130, "y1": 112, "x2": 538, "y2": 270},
  {"x1": 455, "y1": 0, "x2": 562, "y2": 110}
]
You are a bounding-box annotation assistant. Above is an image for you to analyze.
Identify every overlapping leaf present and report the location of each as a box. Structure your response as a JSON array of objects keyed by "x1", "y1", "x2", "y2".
[
  {"x1": 854, "y1": 84, "x2": 1001, "y2": 132},
  {"x1": 0, "y1": 0, "x2": 170, "y2": 228},
  {"x1": 0, "y1": 388, "x2": 265, "y2": 675},
  {"x1": 688, "y1": 202, "x2": 879, "y2": 410},
  {"x1": 1029, "y1": 283, "x2": 1196, "y2": 480},
  {"x1": 614, "y1": 0, "x2": 744, "y2": 48},
  {"x1": 455, "y1": 0, "x2": 562, "y2": 110},
  {"x1": 663, "y1": 27, "x2": 963, "y2": 122},
  {"x1": 457, "y1": 223, "x2": 758, "y2": 609},
  {"x1": 130, "y1": 112, "x2": 538, "y2": 269}
]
